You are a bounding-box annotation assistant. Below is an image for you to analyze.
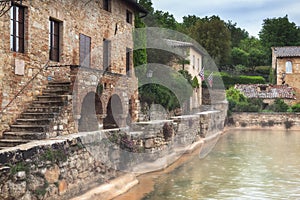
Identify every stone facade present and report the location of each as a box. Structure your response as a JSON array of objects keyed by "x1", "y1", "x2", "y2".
[
  {"x1": 0, "y1": 0, "x2": 146, "y2": 135},
  {"x1": 272, "y1": 46, "x2": 300, "y2": 102},
  {"x1": 166, "y1": 39, "x2": 204, "y2": 111}
]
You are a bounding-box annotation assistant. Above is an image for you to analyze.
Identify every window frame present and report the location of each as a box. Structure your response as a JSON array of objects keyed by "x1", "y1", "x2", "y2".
[
  {"x1": 286, "y1": 60, "x2": 293, "y2": 74},
  {"x1": 126, "y1": 10, "x2": 133, "y2": 24},
  {"x1": 10, "y1": 4, "x2": 25, "y2": 53},
  {"x1": 192, "y1": 55, "x2": 195, "y2": 69},
  {"x1": 79, "y1": 34, "x2": 91, "y2": 68},
  {"x1": 103, "y1": 39, "x2": 111, "y2": 70},
  {"x1": 103, "y1": 0, "x2": 111, "y2": 12},
  {"x1": 49, "y1": 18, "x2": 61, "y2": 62},
  {"x1": 126, "y1": 47, "x2": 132, "y2": 76}
]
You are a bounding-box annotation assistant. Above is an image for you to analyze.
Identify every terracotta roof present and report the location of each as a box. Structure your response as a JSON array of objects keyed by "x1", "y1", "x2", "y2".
[
  {"x1": 124, "y1": 0, "x2": 148, "y2": 14},
  {"x1": 272, "y1": 46, "x2": 300, "y2": 57},
  {"x1": 235, "y1": 84, "x2": 296, "y2": 99}
]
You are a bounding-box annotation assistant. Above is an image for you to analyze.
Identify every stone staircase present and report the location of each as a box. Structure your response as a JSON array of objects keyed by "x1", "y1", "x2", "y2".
[{"x1": 0, "y1": 81, "x2": 71, "y2": 150}]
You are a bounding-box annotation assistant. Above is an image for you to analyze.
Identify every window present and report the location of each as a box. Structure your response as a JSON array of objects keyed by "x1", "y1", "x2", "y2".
[
  {"x1": 197, "y1": 58, "x2": 200, "y2": 71},
  {"x1": 103, "y1": 0, "x2": 111, "y2": 12},
  {"x1": 126, "y1": 10, "x2": 133, "y2": 24},
  {"x1": 79, "y1": 34, "x2": 91, "y2": 68},
  {"x1": 286, "y1": 61, "x2": 292, "y2": 73},
  {"x1": 126, "y1": 48, "x2": 132, "y2": 75},
  {"x1": 49, "y1": 18, "x2": 61, "y2": 62},
  {"x1": 10, "y1": 4, "x2": 25, "y2": 53},
  {"x1": 192, "y1": 55, "x2": 195, "y2": 69},
  {"x1": 103, "y1": 39, "x2": 111, "y2": 70}
]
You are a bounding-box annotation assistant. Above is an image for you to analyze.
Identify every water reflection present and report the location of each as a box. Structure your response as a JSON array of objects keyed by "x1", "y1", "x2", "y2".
[{"x1": 143, "y1": 130, "x2": 300, "y2": 199}]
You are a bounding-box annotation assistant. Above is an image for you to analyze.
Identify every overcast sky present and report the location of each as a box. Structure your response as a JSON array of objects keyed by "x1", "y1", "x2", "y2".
[{"x1": 152, "y1": 0, "x2": 300, "y2": 37}]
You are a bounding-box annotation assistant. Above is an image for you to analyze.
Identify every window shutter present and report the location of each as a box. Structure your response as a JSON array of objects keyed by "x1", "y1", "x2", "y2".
[
  {"x1": 103, "y1": 39, "x2": 111, "y2": 70},
  {"x1": 80, "y1": 34, "x2": 91, "y2": 67}
]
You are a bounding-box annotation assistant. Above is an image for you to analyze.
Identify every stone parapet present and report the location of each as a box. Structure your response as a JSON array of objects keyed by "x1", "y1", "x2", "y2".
[
  {"x1": 230, "y1": 112, "x2": 300, "y2": 129},
  {"x1": 0, "y1": 105, "x2": 227, "y2": 199}
]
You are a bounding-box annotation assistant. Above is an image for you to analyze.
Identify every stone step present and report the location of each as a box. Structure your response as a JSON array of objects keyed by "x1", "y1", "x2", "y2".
[
  {"x1": 3, "y1": 132, "x2": 46, "y2": 140},
  {"x1": 48, "y1": 81, "x2": 71, "y2": 85},
  {"x1": 46, "y1": 84, "x2": 70, "y2": 91},
  {"x1": 32, "y1": 101, "x2": 65, "y2": 107},
  {"x1": 20, "y1": 113, "x2": 57, "y2": 119},
  {"x1": 0, "y1": 139, "x2": 30, "y2": 147},
  {"x1": 16, "y1": 118, "x2": 52, "y2": 125},
  {"x1": 43, "y1": 89, "x2": 71, "y2": 95},
  {"x1": 26, "y1": 106, "x2": 61, "y2": 113},
  {"x1": 10, "y1": 125, "x2": 48, "y2": 132},
  {"x1": 37, "y1": 95, "x2": 66, "y2": 102}
]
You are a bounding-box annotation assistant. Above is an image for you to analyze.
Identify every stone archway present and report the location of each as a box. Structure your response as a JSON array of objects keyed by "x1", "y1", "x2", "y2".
[
  {"x1": 103, "y1": 94, "x2": 123, "y2": 129},
  {"x1": 78, "y1": 92, "x2": 103, "y2": 132}
]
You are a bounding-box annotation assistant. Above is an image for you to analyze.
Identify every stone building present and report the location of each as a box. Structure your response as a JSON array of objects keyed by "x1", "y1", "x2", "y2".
[
  {"x1": 0, "y1": 0, "x2": 147, "y2": 140},
  {"x1": 272, "y1": 46, "x2": 300, "y2": 101},
  {"x1": 165, "y1": 39, "x2": 204, "y2": 111}
]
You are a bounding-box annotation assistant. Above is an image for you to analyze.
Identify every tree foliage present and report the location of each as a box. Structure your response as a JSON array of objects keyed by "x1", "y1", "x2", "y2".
[
  {"x1": 190, "y1": 15, "x2": 231, "y2": 67},
  {"x1": 259, "y1": 15, "x2": 300, "y2": 63},
  {"x1": 267, "y1": 99, "x2": 289, "y2": 112},
  {"x1": 231, "y1": 47, "x2": 249, "y2": 66},
  {"x1": 226, "y1": 87, "x2": 263, "y2": 112},
  {"x1": 226, "y1": 20, "x2": 249, "y2": 48}
]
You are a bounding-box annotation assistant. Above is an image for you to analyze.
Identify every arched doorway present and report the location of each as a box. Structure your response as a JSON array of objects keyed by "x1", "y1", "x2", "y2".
[
  {"x1": 104, "y1": 94, "x2": 123, "y2": 129},
  {"x1": 78, "y1": 92, "x2": 103, "y2": 132}
]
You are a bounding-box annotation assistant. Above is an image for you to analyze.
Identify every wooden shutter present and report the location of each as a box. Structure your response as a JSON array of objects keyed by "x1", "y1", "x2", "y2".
[
  {"x1": 80, "y1": 34, "x2": 91, "y2": 67},
  {"x1": 103, "y1": 39, "x2": 111, "y2": 70}
]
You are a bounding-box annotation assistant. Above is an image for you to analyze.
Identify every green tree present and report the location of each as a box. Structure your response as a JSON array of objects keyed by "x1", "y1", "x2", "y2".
[
  {"x1": 178, "y1": 15, "x2": 201, "y2": 34},
  {"x1": 259, "y1": 15, "x2": 300, "y2": 63},
  {"x1": 247, "y1": 48, "x2": 266, "y2": 71},
  {"x1": 231, "y1": 47, "x2": 249, "y2": 66},
  {"x1": 153, "y1": 10, "x2": 178, "y2": 30},
  {"x1": 191, "y1": 15, "x2": 231, "y2": 67},
  {"x1": 226, "y1": 20, "x2": 249, "y2": 48},
  {"x1": 239, "y1": 37, "x2": 263, "y2": 52},
  {"x1": 236, "y1": 37, "x2": 268, "y2": 71},
  {"x1": 138, "y1": 0, "x2": 154, "y2": 13}
]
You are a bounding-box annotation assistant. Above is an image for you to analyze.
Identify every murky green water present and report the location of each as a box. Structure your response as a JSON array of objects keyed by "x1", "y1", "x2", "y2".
[{"x1": 143, "y1": 130, "x2": 300, "y2": 199}]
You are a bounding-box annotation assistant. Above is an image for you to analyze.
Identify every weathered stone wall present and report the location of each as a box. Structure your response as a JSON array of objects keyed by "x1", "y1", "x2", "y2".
[
  {"x1": 230, "y1": 112, "x2": 300, "y2": 129},
  {"x1": 0, "y1": 0, "x2": 139, "y2": 134},
  {"x1": 70, "y1": 66, "x2": 139, "y2": 131},
  {"x1": 202, "y1": 88, "x2": 226, "y2": 105},
  {"x1": 0, "y1": 133, "x2": 122, "y2": 200},
  {"x1": 0, "y1": 107, "x2": 227, "y2": 200}
]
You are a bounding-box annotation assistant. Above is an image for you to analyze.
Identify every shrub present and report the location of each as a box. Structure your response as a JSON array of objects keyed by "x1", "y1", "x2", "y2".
[
  {"x1": 268, "y1": 99, "x2": 289, "y2": 112},
  {"x1": 255, "y1": 66, "x2": 271, "y2": 75},
  {"x1": 226, "y1": 87, "x2": 263, "y2": 112},
  {"x1": 203, "y1": 72, "x2": 266, "y2": 89},
  {"x1": 191, "y1": 76, "x2": 200, "y2": 88},
  {"x1": 291, "y1": 103, "x2": 300, "y2": 112}
]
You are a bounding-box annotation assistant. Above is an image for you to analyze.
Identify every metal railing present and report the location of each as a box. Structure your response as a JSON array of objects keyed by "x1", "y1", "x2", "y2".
[{"x1": 0, "y1": 61, "x2": 50, "y2": 115}]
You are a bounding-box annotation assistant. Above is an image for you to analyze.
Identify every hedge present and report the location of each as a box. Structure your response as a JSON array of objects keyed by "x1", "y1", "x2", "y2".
[{"x1": 202, "y1": 72, "x2": 266, "y2": 89}]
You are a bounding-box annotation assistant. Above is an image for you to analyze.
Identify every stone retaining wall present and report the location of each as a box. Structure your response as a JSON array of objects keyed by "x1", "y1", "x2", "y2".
[
  {"x1": 0, "y1": 104, "x2": 227, "y2": 200},
  {"x1": 230, "y1": 112, "x2": 300, "y2": 129}
]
